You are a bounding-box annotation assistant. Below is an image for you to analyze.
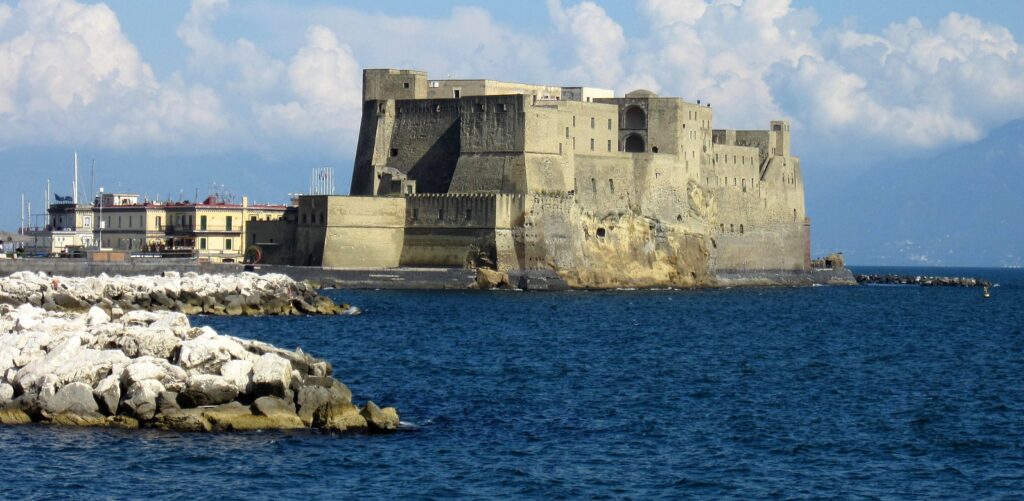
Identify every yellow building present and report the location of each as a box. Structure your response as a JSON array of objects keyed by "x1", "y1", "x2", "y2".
[{"x1": 96, "y1": 194, "x2": 288, "y2": 262}]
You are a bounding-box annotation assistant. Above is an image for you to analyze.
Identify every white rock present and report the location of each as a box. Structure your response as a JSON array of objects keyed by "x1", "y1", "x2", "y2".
[
  {"x1": 219, "y1": 359, "x2": 254, "y2": 395},
  {"x1": 0, "y1": 382, "x2": 14, "y2": 402},
  {"x1": 123, "y1": 379, "x2": 164, "y2": 420},
  {"x1": 93, "y1": 374, "x2": 121, "y2": 415},
  {"x1": 252, "y1": 353, "x2": 292, "y2": 397},
  {"x1": 176, "y1": 330, "x2": 249, "y2": 373},
  {"x1": 86, "y1": 306, "x2": 110, "y2": 326},
  {"x1": 93, "y1": 325, "x2": 180, "y2": 358},
  {"x1": 183, "y1": 374, "x2": 239, "y2": 406},
  {"x1": 43, "y1": 381, "x2": 100, "y2": 417}
]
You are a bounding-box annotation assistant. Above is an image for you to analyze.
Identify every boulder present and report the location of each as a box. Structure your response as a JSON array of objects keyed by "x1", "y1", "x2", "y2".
[
  {"x1": 0, "y1": 408, "x2": 32, "y2": 425},
  {"x1": 86, "y1": 306, "x2": 110, "y2": 326},
  {"x1": 94, "y1": 326, "x2": 180, "y2": 358},
  {"x1": 0, "y1": 383, "x2": 13, "y2": 403},
  {"x1": 252, "y1": 353, "x2": 291, "y2": 398},
  {"x1": 180, "y1": 374, "x2": 239, "y2": 407},
  {"x1": 295, "y1": 378, "x2": 353, "y2": 427},
  {"x1": 252, "y1": 396, "x2": 304, "y2": 428},
  {"x1": 312, "y1": 401, "x2": 367, "y2": 432},
  {"x1": 157, "y1": 391, "x2": 181, "y2": 414},
  {"x1": 219, "y1": 359, "x2": 254, "y2": 395},
  {"x1": 360, "y1": 401, "x2": 400, "y2": 432},
  {"x1": 42, "y1": 382, "x2": 101, "y2": 418},
  {"x1": 121, "y1": 379, "x2": 165, "y2": 421},
  {"x1": 93, "y1": 375, "x2": 121, "y2": 415},
  {"x1": 176, "y1": 330, "x2": 249, "y2": 373}
]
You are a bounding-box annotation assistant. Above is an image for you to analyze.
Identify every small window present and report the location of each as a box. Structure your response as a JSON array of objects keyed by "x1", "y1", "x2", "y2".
[
  {"x1": 200, "y1": 215, "x2": 208, "y2": 230},
  {"x1": 391, "y1": 148, "x2": 399, "y2": 157},
  {"x1": 465, "y1": 209, "x2": 472, "y2": 220},
  {"x1": 590, "y1": 117, "x2": 595, "y2": 129},
  {"x1": 378, "y1": 103, "x2": 386, "y2": 113},
  {"x1": 412, "y1": 208, "x2": 419, "y2": 221},
  {"x1": 250, "y1": 216, "x2": 257, "y2": 222},
  {"x1": 607, "y1": 140, "x2": 611, "y2": 152},
  {"x1": 453, "y1": 89, "x2": 461, "y2": 99},
  {"x1": 596, "y1": 227, "x2": 606, "y2": 238},
  {"x1": 720, "y1": 223, "x2": 725, "y2": 232},
  {"x1": 652, "y1": 147, "x2": 659, "y2": 153},
  {"x1": 498, "y1": 103, "x2": 507, "y2": 112},
  {"x1": 740, "y1": 224, "x2": 745, "y2": 234},
  {"x1": 559, "y1": 143, "x2": 563, "y2": 155},
  {"x1": 565, "y1": 127, "x2": 570, "y2": 139},
  {"x1": 403, "y1": 82, "x2": 410, "y2": 89},
  {"x1": 607, "y1": 118, "x2": 612, "y2": 130},
  {"x1": 438, "y1": 208, "x2": 445, "y2": 220},
  {"x1": 591, "y1": 178, "x2": 596, "y2": 193},
  {"x1": 730, "y1": 224, "x2": 734, "y2": 233},
  {"x1": 200, "y1": 238, "x2": 207, "y2": 250},
  {"x1": 476, "y1": 103, "x2": 485, "y2": 112},
  {"x1": 573, "y1": 116, "x2": 576, "y2": 127},
  {"x1": 609, "y1": 179, "x2": 615, "y2": 193},
  {"x1": 590, "y1": 138, "x2": 595, "y2": 151},
  {"x1": 225, "y1": 238, "x2": 233, "y2": 250},
  {"x1": 226, "y1": 216, "x2": 233, "y2": 231}
]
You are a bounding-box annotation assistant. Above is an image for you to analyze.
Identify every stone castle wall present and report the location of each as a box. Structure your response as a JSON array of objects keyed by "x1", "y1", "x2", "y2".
[{"x1": 339, "y1": 69, "x2": 814, "y2": 286}]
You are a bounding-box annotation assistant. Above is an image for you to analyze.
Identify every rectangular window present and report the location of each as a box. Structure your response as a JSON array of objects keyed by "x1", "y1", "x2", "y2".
[
  {"x1": 573, "y1": 116, "x2": 576, "y2": 127},
  {"x1": 118, "y1": 216, "x2": 122, "y2": 227},
  {"x1": 390, "y1": 148, "x2": 399, "y2": 157},
  {"x1": 155, "y1": 216, "x2": 161, "y2": 229},
  {"x1": 226, "y1": 216, "x2": 233, "y2": 232},
  {"x1": 608, "y1": 118, "x2": 612, "y2": 130},
  {"x1": 465, "y1": 209, "x2": 472, "y2": 220},
  {"x1": 199, "y1": 238, "x2": 207, "y2": 250},
  {"x1": 609, "y1": 179, "x2": 615, "y2": 193},
  {"x1": 559, "y1": 143, "x2": 563, "y2": 155},
  {"x1": 453, "y1": 89, "x2": 460, "y2": 99},
  {"x1": 591, "y1": 117, "x2": 595, "y2": 128},
  {"x1": 591, "y1": 178, "x2": 596, "y2": 193},
  {"x1": 607, "y1": 140, "x2": 612, "y2": 152},
  {"x1": 200, "y1": 215, "x2": 207, "y2": 231},
  {"x1": 225, "y1": 238, "x2": 232, "y2": 250},
  {"x1": 590, "y1": 138, "x2": 595, "y2": 151},
  {"x1": 566, "y1": 127, "x2": 570, "y2": 138},
  {"x1": 412, "y1": 208, "x2": 419, "y2": 221},
  {"x1": 403, "y1": 82, "x2": 410, "y2": 89},
  {"x1": 438, "y1": 208, "x2": 445, "y2": 221}
]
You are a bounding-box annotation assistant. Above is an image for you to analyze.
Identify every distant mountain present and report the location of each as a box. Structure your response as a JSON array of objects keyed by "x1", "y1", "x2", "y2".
[{"x1": 812, "y1": 119, "x2": 1024, "y2": 267}]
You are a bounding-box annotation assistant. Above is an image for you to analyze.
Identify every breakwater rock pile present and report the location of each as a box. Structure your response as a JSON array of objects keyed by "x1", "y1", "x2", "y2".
[
  {"x1": 0, "y1": 271, "x2": 357, "y2": 316},
  {"x1": 855, "y1": 274, "x2": 991, "y2": 287},
  {"x1": 0, "y1": 303, "x2": 398, "y2": 432}
]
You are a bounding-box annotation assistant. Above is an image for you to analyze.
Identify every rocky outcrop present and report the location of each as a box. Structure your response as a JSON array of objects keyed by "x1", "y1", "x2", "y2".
[
  {"x1": 0, "y1": 271, "x2": 359, "y2": 316},
  {"x1": 0, "y1": 302, "x2": 398, "y2": 433}
]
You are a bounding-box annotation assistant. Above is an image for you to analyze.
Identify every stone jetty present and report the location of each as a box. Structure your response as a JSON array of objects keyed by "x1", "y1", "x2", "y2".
[
  {"x1": 0, "y1": 271, "x2": 358, "y2": 316},
  {"x1": 0, "y1": 303, "x2": 398, "y2": 432},
  {"x1": 854, "y1": 274, "x2": 990, "y2": 287},
  {"x1": 0, "y1": 271, "x2": 397, "y2": 433}
]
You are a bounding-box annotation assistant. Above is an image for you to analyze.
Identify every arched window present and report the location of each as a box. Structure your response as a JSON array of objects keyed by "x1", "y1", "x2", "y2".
[
  {"x1": 624, "y1": 106, "x2": 646, "y2": 129},
  {"x1": 624, "y1": 134, "x2": 645, "y2": 153}
]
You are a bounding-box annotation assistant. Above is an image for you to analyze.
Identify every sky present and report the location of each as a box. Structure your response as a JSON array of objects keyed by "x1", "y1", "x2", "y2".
[{"x1": 1, "y1": 0, "x2": 1022, "y2": 263}]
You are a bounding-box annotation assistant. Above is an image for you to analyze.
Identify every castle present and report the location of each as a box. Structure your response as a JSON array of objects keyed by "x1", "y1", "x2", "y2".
[{"x1": 250, "y1": 69, "x2": 811, "y2": 288}]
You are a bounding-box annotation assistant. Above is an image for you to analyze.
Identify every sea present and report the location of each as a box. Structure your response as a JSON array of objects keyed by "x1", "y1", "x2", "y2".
[{"x1": 1, "y1": 266, "x2": 1021, "y2": 499}]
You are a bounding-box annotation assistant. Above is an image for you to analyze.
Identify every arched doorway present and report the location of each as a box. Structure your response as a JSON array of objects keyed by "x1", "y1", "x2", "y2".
[
  {"x1": 624, "y1": 106, "x2": 646, "y2": 129},
  {"x1": 624, "y1": 134, "x2": 645, "y2": 153}
]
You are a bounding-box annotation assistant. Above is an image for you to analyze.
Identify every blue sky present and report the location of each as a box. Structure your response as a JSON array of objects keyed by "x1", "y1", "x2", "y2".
[{"x1": 1, "y1": 0, "x2": 1022, "y2": 263}]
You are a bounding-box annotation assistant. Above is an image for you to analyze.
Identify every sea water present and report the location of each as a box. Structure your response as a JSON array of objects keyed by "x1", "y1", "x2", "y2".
[{"x1": 1, "y1": 266, "x2": 1021, "y2": 499}]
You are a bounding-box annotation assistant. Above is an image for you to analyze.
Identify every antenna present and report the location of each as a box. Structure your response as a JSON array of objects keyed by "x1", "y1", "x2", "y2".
[
  {"x1": 90, "y1": 159, "x2": 95, "y2": 206},
  {"x1": 20, "y1": 193, "x2": 24, "y2": 235},
  {"x1": 73, "y1": 151, "x2": 79, "y2": 205}
]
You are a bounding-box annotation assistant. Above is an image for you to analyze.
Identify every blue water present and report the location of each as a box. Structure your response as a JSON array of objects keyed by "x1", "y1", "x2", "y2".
[{"x1": 2, "y1": 266, "x2": 1022, "y2": 499}]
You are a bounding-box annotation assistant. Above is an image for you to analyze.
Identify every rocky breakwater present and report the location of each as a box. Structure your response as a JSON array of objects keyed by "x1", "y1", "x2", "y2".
[
  {"x1": 0, "y1": 271, "x2": 358, "y2": 316},
  {"x1": 855, "y1": 274, "x2": 991, "y2": 287},
  {"x1": 0, "y1": 304, "x2": 399, "y2": 433}
]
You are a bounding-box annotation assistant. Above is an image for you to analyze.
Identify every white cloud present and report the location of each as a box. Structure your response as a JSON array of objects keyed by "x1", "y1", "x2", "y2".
[
  {"x1": 548, "y1": 0, "x2": 626, "y2": 88},
  {"x1": 0, "y1": 0, "x2": 226, "y2": 149},
  {"x1": 770, "y1": 12, "x2": 1024, "y2": 149},
  {"x1": 256, "y1": 25, "x2": 362, "y2": 142}
]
